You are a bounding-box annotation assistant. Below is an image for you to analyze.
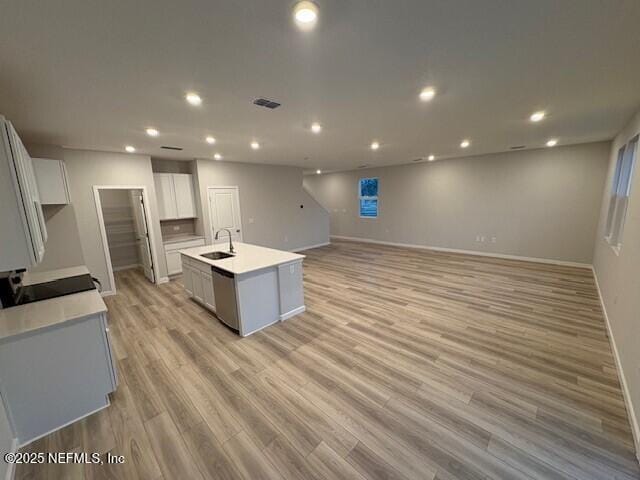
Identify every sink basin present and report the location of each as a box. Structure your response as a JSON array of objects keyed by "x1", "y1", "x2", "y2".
[{"x1": 201, "y1": 251, "x2": 235, "y2": 260}]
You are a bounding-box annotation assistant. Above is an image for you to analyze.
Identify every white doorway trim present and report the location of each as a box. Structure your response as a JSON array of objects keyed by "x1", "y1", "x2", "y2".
[
  {"x1": 93, "y1": 185, "x2": 160, "y2": 296},
  {"x1": 207, "y1": 185, "x2": 243, "y2": 244}
]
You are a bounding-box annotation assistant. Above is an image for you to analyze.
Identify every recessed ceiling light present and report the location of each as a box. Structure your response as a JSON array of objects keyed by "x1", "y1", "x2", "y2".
[
  {"x1": 530, "y1": 111, "x2": 546, "y2": 122},
  {"x1": 546, "y1": 138, "x2": 558, "y2": 147},
  {"x1": 316, "y1": 169, "x2": 322, "y2": 175},
  {"x1": 293, "y1": 1, "x2": 318, "y2": 30},
  {"x1": 214, "y1": 153, "x2": 222, "y2": 160},
  {"x1": 206, "y1": 136, "x2": 216, "y2": 144},
  {"x1": 146, "y1": 128, "x2": 159, "y2": 137},
  {"x1": 370, "y1": 141, "x2": 380, "y2": 151},
  {"x1": 428, "y1": 154, "x2": 435, "y2": 161},
  {"x1": 185, "y1": 92, "x2": 202, "y2": 106},
  {"x1": 460, "y1": 139, "x2": 470, "y2": 148},
  {"x1": 311, "y1": 122, "x2": 322, "y2": 134},
  {"x1": 125, "y1": 145, "x2": 136, "y2": 153},
  {"x1": 251, "y1": 141, "x2": 260, "y2": 150},
  {"x1": 419, "y1": 87, "x2": 436, "y2": 102}
]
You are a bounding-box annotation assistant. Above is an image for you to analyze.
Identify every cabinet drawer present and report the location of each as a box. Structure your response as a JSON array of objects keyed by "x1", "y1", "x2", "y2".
[{"x1": 164, "y1": 238, "x2": 205, "y2": 252}]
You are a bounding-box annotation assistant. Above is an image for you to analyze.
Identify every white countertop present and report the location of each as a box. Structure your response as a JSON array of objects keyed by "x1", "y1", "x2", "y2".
[
  {"x1": 0, "y1": 266, "x2": 107, "y2": 341},
  {"x1": 162, "y1": 234, "x2": 205, "y2": 245},
  {"x1": 180, "y1": 242, "x2": 304, "y2": 275}
]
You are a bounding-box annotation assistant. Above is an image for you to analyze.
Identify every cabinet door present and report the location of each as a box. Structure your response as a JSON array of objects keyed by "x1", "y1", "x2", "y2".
[
  {"x1": 202, "y1": 272, "x2": 216, "y2": 312},
  {"x1": 173, "y1": 174, "x2": 196, "y2": 218},
  {"x1": 32, "y1": 158, "x2": 70, "y2": 205},
  {"x1": 165, "y1": 250, "x2": 182, "y2": 275},
  {"x1": 192, "y1": 269, "x2": 204, "y2": 303},
  {"x1": 182, "y1": 262, "x2": 193, "y2": 295},
  {"x1": 154, "y1": 173, "x2": 177, "y2": 220}
]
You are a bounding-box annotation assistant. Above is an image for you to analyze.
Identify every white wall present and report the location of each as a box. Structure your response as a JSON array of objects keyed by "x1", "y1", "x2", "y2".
[
  {"x1": 62, "y1": 149, "x2": 167, "y2": 292},
  {"x1": 194, "y1": 159, "x2": 329, "y2": 251},
  {"x1": 592, "y1": 109, "x2": 640, "y2": 455},
  {"x1": 305, "y1": 142, "x2": 610, "y2": 264}
]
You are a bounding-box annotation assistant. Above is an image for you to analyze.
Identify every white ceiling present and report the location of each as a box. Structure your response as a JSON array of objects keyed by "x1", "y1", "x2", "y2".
[{"x1": 1, "y1": 0, "x2": 640, "y2": 173}]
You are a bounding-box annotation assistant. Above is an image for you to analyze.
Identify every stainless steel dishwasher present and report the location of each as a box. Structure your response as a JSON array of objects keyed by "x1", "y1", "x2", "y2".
[{"x1": 212, "y1": 266, "x2": 239, "y2": 331}]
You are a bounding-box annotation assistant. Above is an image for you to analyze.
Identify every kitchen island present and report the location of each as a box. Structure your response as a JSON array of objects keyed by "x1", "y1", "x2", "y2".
[{"x1": 180, "y1": 242, "x2": 305, "y2": 336}]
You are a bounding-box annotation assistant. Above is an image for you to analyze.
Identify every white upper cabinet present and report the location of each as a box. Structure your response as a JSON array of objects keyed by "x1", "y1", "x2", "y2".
[
  {"x1": 153, "y1": 173, "x2": 197, "y2": 220},
  {"x1": 173, "y1": 173, "x2": 196, "y2": 218},
  {"x1": 32, "y1": 158, "x2": 71, "y2": 205},
  {"x1": 0, "y1": 116, "x2": 47, "y2": 270}
]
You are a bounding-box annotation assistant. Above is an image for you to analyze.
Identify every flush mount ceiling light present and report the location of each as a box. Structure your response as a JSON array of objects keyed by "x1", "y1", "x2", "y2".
[
  {"x1": 251, "y1": 141, "x2": 260, "y2": 150},
  {"x1": 460, "y1": 139, "x2": 470, "y2": 148},
  {"x1": 311, "y1": 122, "x2": 322, "y2": 134},
  {"x1": 546, "y1": 138, "x2": 558, "y2": 147},
  {"x1": 530, "y1": 111, "x2": 546, "y2": 122},
  {"x1": 370, "y1": 141, "x2": 380, "y2": 151},
  {"x1": 293, "y1": 1, "x2": 319, "y2": 30},
  {"x1": 206, "y1": 135, "x2": 216, "y2": 144},
  {"x1": 185, "y1": 92, "x2": 202, "y2": 106},
  {"x1": 419, "y1": 87, "x2": 436, "y2": 102},
  {"x1": 214, "y1": 153, "x2": 222, "y2": 160},
  {"x1": 428, "y1": 154, "x2": 435, "y2": 161},
  {"x1": 146, "y1": 128, "x2": 159, "y2": 137},
  {"x1": 316, "y1": 169, "x2": 322, "y2": 174},
  {"x1": 125, "y1": 145, "x2": 136, "y2": 153}
]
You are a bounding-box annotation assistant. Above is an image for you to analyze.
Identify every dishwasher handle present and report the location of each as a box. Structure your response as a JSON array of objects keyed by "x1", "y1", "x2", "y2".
[{"x1": 212, "y1": 266, "x2": 234, "y2": 278}]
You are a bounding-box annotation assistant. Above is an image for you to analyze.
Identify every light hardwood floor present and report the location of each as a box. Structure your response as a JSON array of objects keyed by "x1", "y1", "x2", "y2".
[{"x1": 15, "y1": 240, "x2": 640, "y2": 479}]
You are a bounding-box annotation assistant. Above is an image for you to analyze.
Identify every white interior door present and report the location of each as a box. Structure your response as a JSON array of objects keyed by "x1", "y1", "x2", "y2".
[
  {"x1": 208, "y1": 187, "x2": 242, "y2": 246},
  {"x1": 130, "y1": 191, "x2": 155, "y2": 283}
]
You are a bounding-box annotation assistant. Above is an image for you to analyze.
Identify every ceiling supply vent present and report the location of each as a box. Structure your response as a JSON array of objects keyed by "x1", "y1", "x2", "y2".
[
  {"x1": 510, "y1": 145, "x2": 526, "y2": 150},
  {"x1": 412, "y1": 158, "x2": 424, "y2": 162},
  {"x1": 253, "y1": 98, "x2": 281, "y2": 109},
  {"x1": 161, "y1": 146, "x2": 183, "y2": 151},
  {"x1": 358, "y1": 164, "x2": 369, "y2": 169}
]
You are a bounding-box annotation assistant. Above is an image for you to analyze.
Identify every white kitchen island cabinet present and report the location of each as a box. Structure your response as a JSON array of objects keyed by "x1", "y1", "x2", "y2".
[{"x1": 180, "y1": 242, "x2": 305, "y2": 337}]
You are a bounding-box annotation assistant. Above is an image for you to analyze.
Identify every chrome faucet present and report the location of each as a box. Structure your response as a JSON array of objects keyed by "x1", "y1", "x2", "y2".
[{"x1": 214, "y1": 228, "x2": 235, "y2": 253}]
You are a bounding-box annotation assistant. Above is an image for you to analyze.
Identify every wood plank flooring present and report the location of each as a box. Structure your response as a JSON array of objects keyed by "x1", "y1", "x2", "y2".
[{"x1": 15, "y1": 240, "x2": 640, "y2": 479}]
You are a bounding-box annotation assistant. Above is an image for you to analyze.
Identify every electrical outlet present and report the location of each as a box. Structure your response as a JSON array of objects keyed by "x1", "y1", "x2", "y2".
[
  {"x1": 284, "y1": 235, "x2": 289, "y2": 243},
  {"x1": 491, "y1": 236, "x2": 497, "y2": 243},
  {"x1": 476, "y1": 235, "x2": 481, "y2": 242},
  {"x1": 480, "y1": 236, "x2": 486, "y2": 242},
  {"x1": 289, "y1": 264, "x2": 295, "y2": 274},
  {"x1": 248, "y1": 218, "x2": 254, "y2": 224}
]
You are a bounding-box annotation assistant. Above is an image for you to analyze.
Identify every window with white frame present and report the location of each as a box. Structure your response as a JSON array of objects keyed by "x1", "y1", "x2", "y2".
[
  {"x1": 359, "y1": 177, "x2": 378, "y2": 218},
  {"x1": 605, "y1": 135, "x2": 637, "y2": 248}
]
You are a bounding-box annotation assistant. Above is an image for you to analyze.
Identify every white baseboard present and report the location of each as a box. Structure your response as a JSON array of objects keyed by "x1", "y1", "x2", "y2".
[
  {"x1": 100, "y1": 290, "x2": 116, "y2": 297},
  {"x1": 157, "y1": 276, "x2": 170, "y2": 285},
  {"x1": 4, "y1": 437, "x2": 18, "y2": 480},
  {"x1": 592, "y1": 268, "x2": 640, "y2": 462},
  {"x1": 331, "y1": 235, "x2": 592, "y2": 269},
  {"x1": 280, "y1": 305, "x2": 306, "y2": 321},
  {"x1": 291, "y1": 242, "x2": 331, "y2": 253}
]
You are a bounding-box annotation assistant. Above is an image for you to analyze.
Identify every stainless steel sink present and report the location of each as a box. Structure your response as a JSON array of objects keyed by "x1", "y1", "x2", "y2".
[{"x1": 201, "y1": 251, "x2": 235, "y2": 260}]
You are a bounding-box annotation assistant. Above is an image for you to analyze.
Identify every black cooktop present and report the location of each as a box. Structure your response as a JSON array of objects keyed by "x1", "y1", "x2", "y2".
[{"x1": 9, "y1": 274, "x2": 96, "y2": 307}]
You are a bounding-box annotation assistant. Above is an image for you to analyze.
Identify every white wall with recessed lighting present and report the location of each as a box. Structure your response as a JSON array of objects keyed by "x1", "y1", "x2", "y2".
[
  {"x1": 193, "y1": 159, "x2": 329, "y2": 251},
  {"x1": 592, "y1": 109, "x2": 640, "y2": 456},
  {"x1": 304, "y1": 141, "x2": 610, "y2": 264}
]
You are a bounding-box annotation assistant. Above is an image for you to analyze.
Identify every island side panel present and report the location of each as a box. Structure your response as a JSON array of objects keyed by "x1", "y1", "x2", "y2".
[
  {"x1": 235, "y1": 268, "x2": 280, "y2": 337},
  {"x1": 278, "y1": 260, "x2": 305, "y2": 320}
]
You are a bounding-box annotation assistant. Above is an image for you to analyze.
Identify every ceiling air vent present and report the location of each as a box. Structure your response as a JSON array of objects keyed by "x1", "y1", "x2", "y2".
[
  {"x1": 412, "y1": 157, "x2": 424, "y2": 162},
  {"x1": 253, "y1": 98, "x2": 281, "y2": 109},
  {"x1": 510, "y1": 145, "x2": 526, "y2": 150},
  {"x1": 358, "y1": 164, "x2": 369, "y2": 169},
  {"x1": 161, "y1": 146, "x2": 183, "y2": 151}
]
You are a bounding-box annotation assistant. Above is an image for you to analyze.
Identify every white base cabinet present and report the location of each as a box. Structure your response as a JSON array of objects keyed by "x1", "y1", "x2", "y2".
[
  {"x1": 0, "y1": 313, "x2": 117, "y2": 445},
  {"x1": 164, "y1": 237, "x2": 205, "y2": 276},
  {"x1": 182, "y1": 254, "x2": 216, "y2": 312}
]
